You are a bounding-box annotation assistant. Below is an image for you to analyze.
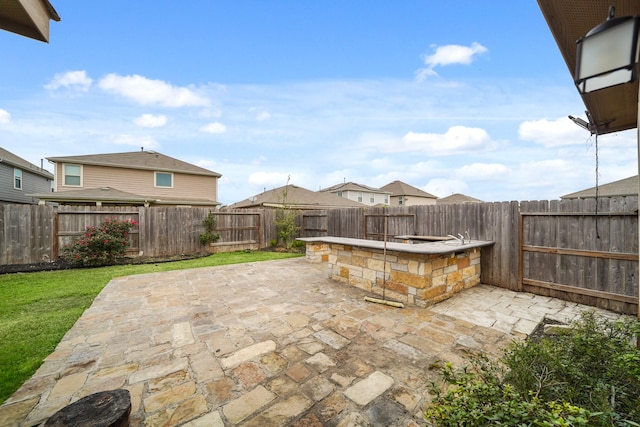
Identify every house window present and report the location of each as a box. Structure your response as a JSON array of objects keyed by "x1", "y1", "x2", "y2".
[
  {"x1": 384, "y1": 196, "x2": 389, "y2": 204},
  {"x1": 155, "y1": 172, "x2": 173, "y2": 188},
  {"x1": 337, "y1": 191, "x2": 342, "y2": 197},
  {"x1": 358, "y1": 192, "x2": 362, "y2": 203},
  {"x1": 398, "y1": 195, "x2": 404, "y2": 205},
  {"x1": 63, "y1": 164, "x2": 82, "y2": 186},
  {"x1": 14, "y1": 169, "x2": 22, "y2": 190},
  {"x1": 370, "y1": 194, "x2": 374, "y2": 203}
]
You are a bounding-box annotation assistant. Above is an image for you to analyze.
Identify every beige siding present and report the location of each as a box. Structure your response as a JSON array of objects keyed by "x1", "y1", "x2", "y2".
[
  {"x1": 54, "y1": 164, "x2": 218, "y2": 201},
  {"x1": 390, "y1": 196, "x2": 436, "y2": 207},
  {"x1": 340, "y1": 190, "x2": 389, "y2": 206}
]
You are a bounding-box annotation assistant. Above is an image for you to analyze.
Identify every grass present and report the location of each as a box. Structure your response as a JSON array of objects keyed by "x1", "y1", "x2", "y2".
[{"x1": 0, "y1": 250, "x2": 301, "y2": 404}]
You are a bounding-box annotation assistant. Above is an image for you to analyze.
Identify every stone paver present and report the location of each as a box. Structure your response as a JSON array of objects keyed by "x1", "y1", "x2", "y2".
[
  {"x1": 344, "y1": 371, "x2": 394, "y2": 406},
  {"x1": 0, "y1": 257, "x2": 623, "y2": 426}
]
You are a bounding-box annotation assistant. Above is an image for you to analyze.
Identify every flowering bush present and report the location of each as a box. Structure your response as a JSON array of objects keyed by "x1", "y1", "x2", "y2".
[{"x1": 60, "y1": 218, "x2": 137, "y2": 266}]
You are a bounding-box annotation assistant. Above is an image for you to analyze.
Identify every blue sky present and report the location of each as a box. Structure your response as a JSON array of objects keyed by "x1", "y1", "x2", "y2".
[{"x1": 1, "y1": 1, "x2": 637, "y2": 205}]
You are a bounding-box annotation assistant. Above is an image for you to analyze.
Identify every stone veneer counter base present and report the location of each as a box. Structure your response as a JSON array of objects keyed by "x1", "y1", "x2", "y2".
[{"x1": 298, "y1": 237, "x2": 494, "y2": 308}]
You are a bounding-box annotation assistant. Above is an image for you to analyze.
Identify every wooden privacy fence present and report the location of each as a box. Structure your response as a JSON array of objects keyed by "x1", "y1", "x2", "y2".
[
  {"x1": 0, "y1": 205, "x2": 270, "y2": 265},
  {"x1": 56, "y1": 207, "x2": 141, "y2": 256},
  {"x1": 363, "y1": 213, "x2": 416, "y2": 240},
  {"x1": 0, "y1": 203, "x2": 54, "y2": 265},
  {"x1": 520, "y1": 197, "x2": 638, "y2": 314}
]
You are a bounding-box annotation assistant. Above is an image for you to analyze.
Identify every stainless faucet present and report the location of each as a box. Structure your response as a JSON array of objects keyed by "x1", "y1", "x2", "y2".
[{"x1": 447, "y1": 234, "x2": 465, "y2": 245}]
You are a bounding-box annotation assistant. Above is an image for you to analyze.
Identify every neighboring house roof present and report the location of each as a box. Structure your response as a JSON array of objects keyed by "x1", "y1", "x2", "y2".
[
  {"x1": 320, "y1": 181, "x2": 391, "y2": 194},
  {"x1": 228, "y1": 184, "x2": 365, "y2": 209},
  {"x1": 0, "y1": 0, "x2": 60, "y2": 42},
  {"x1": 47, "y1": 150, "x2": 221, "y2": 178},
  {"x1": 0, "y1": 147, "x2": 54, "y2": 179},
  {"x1": 29, "y1": 187, "x2": 148, "y2": 205},
  {"x1": 561, "y1": 176, "x2": 638, "y2": 199},
  {"x1": 29, "y1": 186, "x2": 220, "y2": 206},
  {"x1": 380, "y1": 180, "x2": 437, "y2": 199},
  {"x1": 437, "y1": 193, "x2": 483, "y2": 205}
]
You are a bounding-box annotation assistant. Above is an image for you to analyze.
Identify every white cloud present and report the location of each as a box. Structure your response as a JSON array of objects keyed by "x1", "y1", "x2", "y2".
[
  {"x1": 199, "y1": 108, "x2": 223, "y2": 119},
  {"x1": 44, "y1": 70, "x2": 93, "y2": 92},
  {"x1": 456, "y1": 163, "x2": 511, "y2": 180},
  {"x1": 134, "y1": 114, "x2": 167, "y2": 128},
  {"x1": 519, "y1": 117, "x2": 590, "y2": 147},
  {"x1": 416, "y1": 42, "x2": 488, "y2": 80},
  {"x1": 399, "y1": 126, "x2": 494, "y2": 155},
  {"x1": 248, "y1": 171, "x2": 294, "y2": 187},
  {"x1": 200, "y1": 122, "x2": 227, "y2": 134},
  {"x1": 256, "y1": 111, "x2": 271, "y2": 121},
  {"x1": 515, "y1": 158, "x2": 583, "y2": 189},
  {"x1": 0, "y1": 109, "x2": 10, "y2": 124},
  {"x1": 99, "y1": 74, "x2": 210, "y2": 107},
  {"x1": 111, "y1": 134, "x2": 159, "y2": 149}
]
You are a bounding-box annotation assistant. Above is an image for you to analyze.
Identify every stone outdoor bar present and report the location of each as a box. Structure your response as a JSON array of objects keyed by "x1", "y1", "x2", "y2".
[{"x1": 298, "y1": 236, "x2": 494, "y2": 307}]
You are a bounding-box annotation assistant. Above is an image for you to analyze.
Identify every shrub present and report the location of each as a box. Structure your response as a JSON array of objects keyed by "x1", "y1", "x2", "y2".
[
  {"x1": 291, "y1": 239, "x2": 305, "y2": 248},
  {"x1": 425, "y1": 311, "x2": 640, "y2": 427},
  {"x1": 274, "y1": 177, "x2": 300, "y2": 250},
  {"x1": 60, "y1": 218, "x2": 137, "y2": 266},
  {"x1": 425, "y1": 355, "x2": 593, "y2": 426},
  {"x1": 199, "y1": 212, "x2": 220, "y2": 246},
  {"x1": 503, "y1": 311, "x2": 640, "y2": 427}
]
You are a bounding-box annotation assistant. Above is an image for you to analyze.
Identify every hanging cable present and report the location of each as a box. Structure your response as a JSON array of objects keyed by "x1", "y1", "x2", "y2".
[
  {"x1": 584, "y1": 111, "x2": 600, "y2": 240},
  {"x1": 594, "y1": 130, "x2": 600, "y2": 239}
]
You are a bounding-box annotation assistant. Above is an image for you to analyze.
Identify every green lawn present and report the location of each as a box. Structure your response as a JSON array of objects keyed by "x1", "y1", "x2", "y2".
[{"x1": 0, "y1": 251, "x2": 301, "y2": 404}]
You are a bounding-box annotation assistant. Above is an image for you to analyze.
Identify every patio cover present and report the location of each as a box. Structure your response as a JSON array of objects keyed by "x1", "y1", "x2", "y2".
[
  {"x1": 0, "y1": 0, "x2": 60, "y2": 42},
  {"x1": 537, "y1": 0, "x2": 640, "y2": 135}
]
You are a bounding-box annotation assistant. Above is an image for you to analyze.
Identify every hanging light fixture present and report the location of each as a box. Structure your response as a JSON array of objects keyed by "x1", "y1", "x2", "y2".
[
  {"x1": 574, "y1": 5, "x2": 640, "y2": 326},
  {"x1": 575, "y1": 5, "x2": 640, "y2": 93}
]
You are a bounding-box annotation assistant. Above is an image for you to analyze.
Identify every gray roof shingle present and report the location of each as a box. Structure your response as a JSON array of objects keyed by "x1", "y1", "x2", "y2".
[
  {"x1": 0, "y1": 147, "x2": 54, "y2": 179},
  {"x1": 380, "y1": 180, "x2": 437, "y2": 199},
  {"x1": 561, "y1": 176, "x2": 638, "y2": 199},
  {"x1": 46, "y1": 150, "x2": 221, "y2": 177},
  {"x1": 319, "y1": 182, "x2": 391, "y2": 194},
  {"x1": 436, "y1": 193, "x2": 483, "y2": 205},
  {"x1": 229, "y1": 184, "x2": 365, "y2": 209}
]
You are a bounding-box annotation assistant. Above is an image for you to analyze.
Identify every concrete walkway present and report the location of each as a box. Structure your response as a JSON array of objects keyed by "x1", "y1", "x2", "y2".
[{"x1": 0, "y1": 258, "x2": 617, "y2": 426}]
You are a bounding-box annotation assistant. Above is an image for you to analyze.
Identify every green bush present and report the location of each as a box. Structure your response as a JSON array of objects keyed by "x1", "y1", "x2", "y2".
[
  {"x1": 60, "y1": 218, "x2": 137, "y2": 266},
  {"x1": 291, "y1": 239, "x2": 305, "y2": 248},
  {"x1": 272, "y1": 177, "x2": 301, "y2": 250},
  {"x1": 503, "y1": 311, "x2": 640, "y2": 427},
  {"x1": 425, "y1": 311, "x2": 640, "y2": 427},
  {"x1": 199, "y1": 212, "x2": 220, "y2": 246},
  {"x1": 425, "y1": 355, "x2": 592, "y2": 426}
]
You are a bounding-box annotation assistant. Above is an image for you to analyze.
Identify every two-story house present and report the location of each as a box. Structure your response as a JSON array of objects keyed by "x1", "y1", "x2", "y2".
[
  {"x1": 0, "y1": 148, "x2": 54, "y2": 204},
  {"x1": 380, "y1": 180, "x2": 437, "y2": 206},
  {"x1": 31, "y1": 149, "x2": 221, "y2": 207},
  {"x1": 228, "y1": 184, "x2": 365, "y2": 209},
  {"x1": 319, "y1": 182, "x2": 391, "y2": 206}
]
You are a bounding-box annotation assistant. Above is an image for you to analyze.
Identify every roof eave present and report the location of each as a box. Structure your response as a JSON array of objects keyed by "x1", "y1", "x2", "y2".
[
  {"x1": 46, "y1": 157, "x2": 222, "y2": 178},
  {"x1": 0, "y1": 158, "x2": 54, "y2": 179},
  {"x1": 537, "y1": 0, "x2": 640, "y2": 135},
  {"x1": 0, "y1": 0, "x2": 60, "y2": 43}
]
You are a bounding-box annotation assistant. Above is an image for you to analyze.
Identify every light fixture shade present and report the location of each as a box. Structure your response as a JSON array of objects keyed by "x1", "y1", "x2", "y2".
[{"x1": 575, "y1": 15, "x2": 640, "y2": 93}]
